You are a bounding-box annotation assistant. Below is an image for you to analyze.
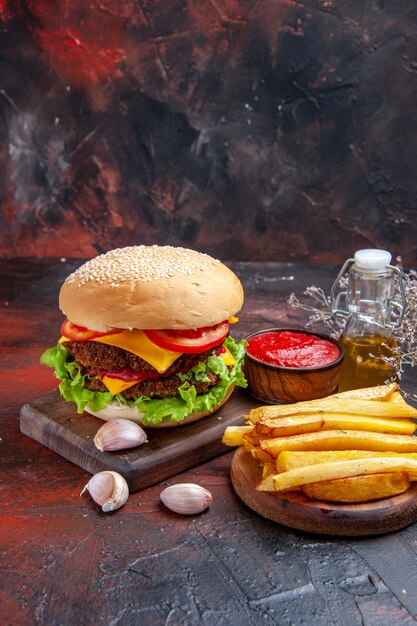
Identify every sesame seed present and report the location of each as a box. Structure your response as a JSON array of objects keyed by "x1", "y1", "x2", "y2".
[{"x1": 68, "y1": 245, "x2": 221, "y2": 288}]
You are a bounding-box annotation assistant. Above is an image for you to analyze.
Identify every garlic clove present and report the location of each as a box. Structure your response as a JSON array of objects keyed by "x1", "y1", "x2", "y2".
[
  {"x1": 81, "y1": 471, "x2": 129, "y2": 512},
  {"x1": 160, "y1": 483, "x2": 213, "y2": 515},
  {"x1": 94, "y1": 419, "x2": 148, "y2": 452}
]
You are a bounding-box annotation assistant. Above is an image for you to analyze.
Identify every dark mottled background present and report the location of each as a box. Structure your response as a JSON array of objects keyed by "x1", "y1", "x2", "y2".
[{"x1": 0, "y1": 0, "x2": 417, "y2": 263}]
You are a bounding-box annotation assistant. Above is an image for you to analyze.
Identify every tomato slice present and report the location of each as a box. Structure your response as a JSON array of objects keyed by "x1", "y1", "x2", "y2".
[
  {"x1": 61, "y1": 319, "x2": 122, "y2": 342},
  {"x1": 144, "y1": 321, "x2": 229, "y2": 354}
]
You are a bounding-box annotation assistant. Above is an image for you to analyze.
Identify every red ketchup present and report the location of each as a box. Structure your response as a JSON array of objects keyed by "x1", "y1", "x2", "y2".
[{"x1": 246, "y1": 331, "x2": 340, "y2": 368}]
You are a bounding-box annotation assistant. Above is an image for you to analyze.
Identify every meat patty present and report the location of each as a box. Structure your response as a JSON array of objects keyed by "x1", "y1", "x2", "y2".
[
  {"x1": 63, "y1": 340, "x2": 216, "y2": 375},
  {"x1": 84, "y1": 371, "x2": 220, "y2": 399}
]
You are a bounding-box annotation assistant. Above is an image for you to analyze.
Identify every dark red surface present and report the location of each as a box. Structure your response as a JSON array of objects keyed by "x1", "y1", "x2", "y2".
[
  {"x1": 1, "y1": 2, "x2": 417, "y2": 263},
  {"x1": 2, "y1": 258, "x2": 417, "y2": 625}
]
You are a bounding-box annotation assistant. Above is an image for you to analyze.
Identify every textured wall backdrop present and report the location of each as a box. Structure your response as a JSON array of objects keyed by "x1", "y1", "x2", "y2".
[{"x1": 0, "y1": 1, "x2": 417, "y2": 263}]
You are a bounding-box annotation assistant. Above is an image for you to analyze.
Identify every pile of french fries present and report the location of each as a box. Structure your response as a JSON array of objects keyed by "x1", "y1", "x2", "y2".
[{"x1": 223, "y1": 383, "x2": 417, "y2": 503}]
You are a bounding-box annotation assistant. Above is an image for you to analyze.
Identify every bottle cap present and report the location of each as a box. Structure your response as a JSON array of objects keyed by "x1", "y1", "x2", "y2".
[{"x1": 354, "y1": 249, "x2": 392, "y2": 272}]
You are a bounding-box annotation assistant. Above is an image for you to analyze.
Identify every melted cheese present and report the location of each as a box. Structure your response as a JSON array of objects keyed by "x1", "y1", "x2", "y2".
[
  {"x1": 93, "y1": 330, "x2": 182, "y2": 373},
  {"x1": 101, "y1": 376, "x2": 138, "y2": 395},
  {"x1": 221, "y1": 346, "x2": 236, "y2": 366}
]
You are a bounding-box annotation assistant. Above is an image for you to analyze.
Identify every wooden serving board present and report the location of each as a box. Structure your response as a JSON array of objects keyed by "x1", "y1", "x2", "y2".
[
  {"x1": 231, "y1": 447, "x2": 417, "y2": 537},
  {"x1": 20, "y1": 389, "x2": 259, "y2": 492}
]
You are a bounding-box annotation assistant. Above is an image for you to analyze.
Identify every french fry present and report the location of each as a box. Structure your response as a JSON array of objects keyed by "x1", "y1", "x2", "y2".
[
  {"x1": 388, "y1": 391, "x2": 407, "y2": 404},
  {"x1": 276, "y1": 450, "x2": 417, "y2": 472},
  {"x1": 255, "y1": 414, "x2": 416, "y2": 438},
  {"x1": 330, "y1": 382, "x2": 398, "y2": 401},
  {"x1": 242, "y1": 431, "x2": 264, "y2": 446},
  {"x1": 252, "y1": 448, "x2": 275, "y2": 464},
  {"x1": 255, "y1": 415, "x2": 323, "y2": 437},
  {"x1": 261, "y1": 462, "x2": 301, "y2": 491},
  {"x1": 242, "y1": 439, "x2": 274, "y2": 464},
  {"x1": 258, "y1": 457, "x2": 417, "y2": 492},
  {"x1": 260, "y1": 430, "x2": 417, "y2": 458},
  {"x1": 248, "y1": 384, "x2": 416, "y2": 423},
  {"x1": 257, "y1": 473, "x2": 276, "y2": 491},
  {"x1": 247, "y1": 383, "x2": 398, "y2": 424},
  {"x1": 222, "y1": 425, "x2": 254, "y2": 447},
  {"x1": 249, "y1": 397, "x2": 417, "y2": 422},
  {"x1": 302, "y1": 472, "x2": 410, "y2": 503},
  {"x1": 318, "y1": 414, "x2": 416, "y2": 435},
  {"x1": 262, "y1": 462, "x2": 277, "y2": 479}
]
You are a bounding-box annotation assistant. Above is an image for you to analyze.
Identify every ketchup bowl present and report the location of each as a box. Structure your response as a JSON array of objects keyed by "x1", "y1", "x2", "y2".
[{"x1": 244, "y1": 328, "x2": 344, "y2": 404}]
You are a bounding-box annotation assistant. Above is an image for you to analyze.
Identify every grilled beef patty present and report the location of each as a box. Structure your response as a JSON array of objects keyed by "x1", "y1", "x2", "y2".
[
  {"x1": 63, "y1": 340, "x2": 215, "y2": 375},
  {"x1": 84, "y1": 371, "x2": 219, "y2": 399}
]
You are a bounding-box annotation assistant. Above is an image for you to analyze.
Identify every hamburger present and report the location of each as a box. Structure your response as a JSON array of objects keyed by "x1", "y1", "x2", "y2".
[{"x1": 41, "y1": 245, "x2": 247, "y2": 426}]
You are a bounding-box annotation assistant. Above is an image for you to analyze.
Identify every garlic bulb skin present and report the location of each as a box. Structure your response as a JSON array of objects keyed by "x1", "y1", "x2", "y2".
[
  {"x1": 160, "y1": 483, "x2": 213, "y2": 515},
  {"x1": 81, "y1": 471, "x2": 129, "y2": 512},
  {"x1": 94, "y1": 419, "x2": 148, "y2": 452}
]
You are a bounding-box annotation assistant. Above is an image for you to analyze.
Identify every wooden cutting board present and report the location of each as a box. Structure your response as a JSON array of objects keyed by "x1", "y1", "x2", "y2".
[
  {"x1": 20, "y1": 389, "x2": 258, "y2": 492},
  {"x1": 231, "y1": 447, "x2": 417, "y2": 537}
]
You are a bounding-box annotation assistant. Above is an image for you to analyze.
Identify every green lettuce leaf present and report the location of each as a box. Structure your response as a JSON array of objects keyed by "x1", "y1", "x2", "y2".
[
  {"x1": 40, "y1": 335, "x2": 247, "y2": 426},
  {"x1": 40, "y1": 342, "x2": 113, "y2": 413}
]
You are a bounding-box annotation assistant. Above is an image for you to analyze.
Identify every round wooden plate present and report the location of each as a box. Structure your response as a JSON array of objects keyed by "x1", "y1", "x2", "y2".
[{"x1": 230, "y1": 447, "x2": 417, "y2": 536}]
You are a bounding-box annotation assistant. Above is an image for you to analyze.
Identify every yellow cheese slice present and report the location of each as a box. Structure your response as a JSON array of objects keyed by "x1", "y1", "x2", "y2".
[
  {"x1": 221, "y1": 346, "x2": 236, "y2": 366},
  {"x1": 93, "y1": 329, "x2": 182, "y2": 374},
  {"x1": 101, "y1": 376, "x2": 138, "y2": 395}
]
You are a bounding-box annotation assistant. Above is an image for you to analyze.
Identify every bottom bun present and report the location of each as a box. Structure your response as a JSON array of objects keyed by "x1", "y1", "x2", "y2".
[{"x1": 84, "y1": 385, "x2": 235, "y2": 428}]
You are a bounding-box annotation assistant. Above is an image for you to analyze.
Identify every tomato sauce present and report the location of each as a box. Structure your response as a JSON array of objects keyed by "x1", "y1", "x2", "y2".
[
  {"x1": 246, "y1": 331, "x2": 340, "y2": 368},
  {"x1": 86, "y1": 367, "x2": 163, "y2": 382}
]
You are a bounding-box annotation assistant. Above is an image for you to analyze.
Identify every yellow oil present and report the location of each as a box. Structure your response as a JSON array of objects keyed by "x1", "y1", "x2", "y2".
[{"x1": 338, "y1": 334, "x2": 399, "y2": 392}]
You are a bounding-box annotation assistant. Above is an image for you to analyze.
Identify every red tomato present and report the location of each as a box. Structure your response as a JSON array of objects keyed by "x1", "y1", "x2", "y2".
[
  {"x1": 144, "y1": 321, "x2": 229, "y2": 354},
  {"x1": 61, "y1": 319, "x2": 122, "y2": 342}
]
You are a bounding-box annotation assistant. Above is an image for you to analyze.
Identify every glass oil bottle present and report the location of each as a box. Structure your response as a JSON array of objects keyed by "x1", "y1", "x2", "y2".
[{"x1": 331, "y1": 249, "x2": 406, "y2": 392}]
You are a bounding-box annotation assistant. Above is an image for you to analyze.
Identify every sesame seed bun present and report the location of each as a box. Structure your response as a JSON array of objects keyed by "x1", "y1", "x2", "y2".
[
  {"x1": 84, "y1": 384, "x2": 235, "y2": 427},
  {"x1": 59, "y1": 246, "x2": 244, "y2": 332}
]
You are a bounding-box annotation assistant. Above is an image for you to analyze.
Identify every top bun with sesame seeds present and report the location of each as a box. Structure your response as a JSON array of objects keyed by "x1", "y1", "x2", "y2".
[{"x1": 59, "y1": 245, "x2": 244, "y2": 333}]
